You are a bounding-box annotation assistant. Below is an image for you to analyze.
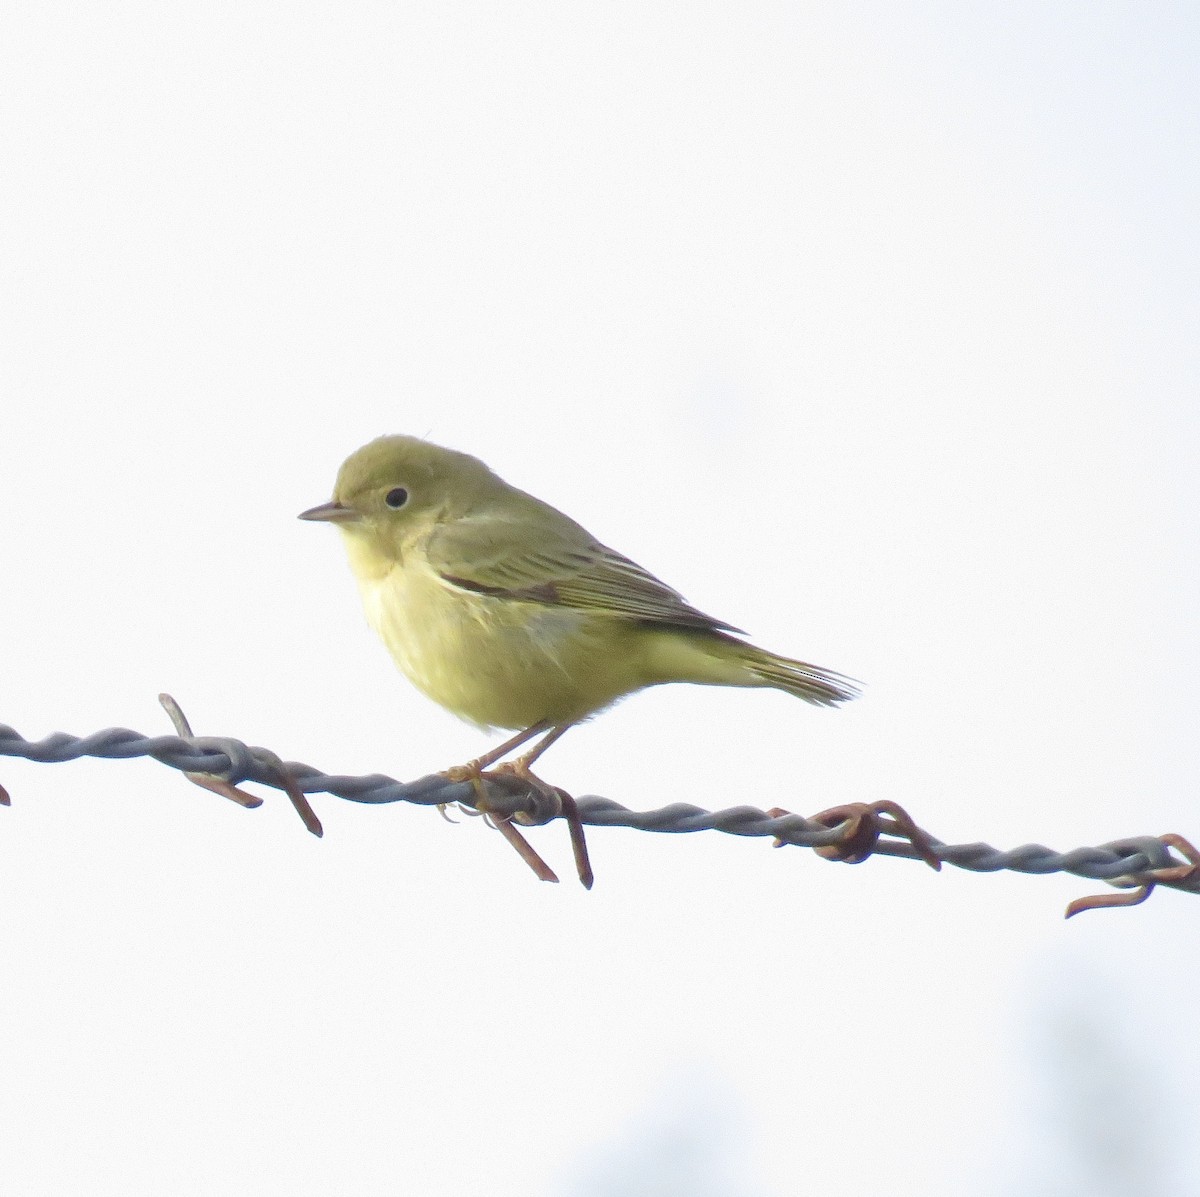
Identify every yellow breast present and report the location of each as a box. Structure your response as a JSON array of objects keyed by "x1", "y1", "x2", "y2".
[{"x1": 353, "y1": 553, "x2": 644, "y2": 730}]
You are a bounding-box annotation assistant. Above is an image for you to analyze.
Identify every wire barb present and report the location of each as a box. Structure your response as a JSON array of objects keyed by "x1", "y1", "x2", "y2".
[
  {"x1": 0, "y1": 700, "x2": 1195, "y2": 917},
  {"x1": 767, "y1": 801, "x2": 942, "y2": 871},
  {"x1": 1064, "y1": 833, "x2": 1200, "y2": 919},
  {"x1": 156, "y1": 694, "x2": 323, "y2": 837},
  {"x1": 158, "y1": 694, "x2": 264, "y2": 811},
  {"x1": 443, "y1": 763, "x2": 563, "y2": 884}
]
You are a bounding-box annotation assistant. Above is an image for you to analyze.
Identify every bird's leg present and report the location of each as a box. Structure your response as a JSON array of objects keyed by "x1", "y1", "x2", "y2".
[
  {"x1": 442, "y1": 720, "x2": 561, "y2": 883},
  {"x1": 492, "y1": 725, "x2": 594, "y2": 890},
  {"x1": 439, "y1": 719, "x2": 550, "y2": 821},
  {"x1": 441, "y1": 719, "x2": 552, "y2": 797},
  {"x1": 441, "y1": 720, "x2": 594, "y2": 889},
  {"x1": 459, "y1": 720, "x2": 556, "y2": 774}
]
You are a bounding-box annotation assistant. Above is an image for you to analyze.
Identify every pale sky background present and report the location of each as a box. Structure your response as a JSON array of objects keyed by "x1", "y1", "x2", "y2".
[{"x1": 2, "y1": 3, "x2": 1199, "y2": 1195}]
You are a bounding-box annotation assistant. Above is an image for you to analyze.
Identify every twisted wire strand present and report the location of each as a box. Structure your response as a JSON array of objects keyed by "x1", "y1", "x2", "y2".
[{"x1": 0, "y1": 719, "x2": 1195, "y2": 907}]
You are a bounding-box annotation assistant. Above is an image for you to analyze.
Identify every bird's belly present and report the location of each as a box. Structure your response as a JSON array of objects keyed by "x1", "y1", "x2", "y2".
[{"x1": 359, "y1": 566, "x2": 639, "y2": 730}]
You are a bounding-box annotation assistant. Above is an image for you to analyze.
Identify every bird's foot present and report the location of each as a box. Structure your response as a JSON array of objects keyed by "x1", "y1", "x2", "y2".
[{"x1": 441, "y1": 759, "x2": 562, "y2": 884}]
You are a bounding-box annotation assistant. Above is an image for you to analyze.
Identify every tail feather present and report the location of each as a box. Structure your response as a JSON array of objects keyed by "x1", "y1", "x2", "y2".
[
  {"x1": 736, "y1": 642, "x2": 860, "y2": 707},
  {"x1": 640, "y1": 627, "x2": 861, "y2": 707}
]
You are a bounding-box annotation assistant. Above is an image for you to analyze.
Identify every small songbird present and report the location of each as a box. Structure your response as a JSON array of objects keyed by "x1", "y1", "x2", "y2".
[{"x1": 300, "y1": 435, "x2": 858, "y2": 886}]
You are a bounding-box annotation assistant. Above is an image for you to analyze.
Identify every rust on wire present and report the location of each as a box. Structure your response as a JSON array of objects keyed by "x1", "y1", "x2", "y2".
[
  {"x1": 1064, "y1": 832, "x2": 1200, "y2": 919},
  {"x1": 158, "y1": 694, "x2": 263, "y2": 811},
  {"x1": 436, "y1": 762, "x2": 591, "y2": 886},
  {"x1": 157, "y1": 693, "x2": 323, "y2": 838},
  {"x1": 438, "y1": 753, "x2": 594, "y2": 888},
  {"x1": 496, "y1": 775, "x2": 593, "y2": 890},
  {"x1": 0, "y1": 697, "x2": 1197, "y2": 916},
  {"x1": 445, "y1": 767, "x2": 564, "y2": 884},
  {"x1": 769, "y1": 800, "x2": 942, "y2": 872}
]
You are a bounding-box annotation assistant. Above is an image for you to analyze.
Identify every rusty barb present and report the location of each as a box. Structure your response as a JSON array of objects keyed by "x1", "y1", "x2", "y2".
[
  {"x1": 767, "y1": 799, "x2": 1200, "y2": 919},
  {"x1": 1064, "y1": 833, "x2": 1200, "y2": 919},
  {"x1": 767, "y1": 800, "x2": 943, "y2": 872},
  {"x1": 157, "y1": 694, "x2": 323, "y2": 838},
  {"x1": 0, "y1": 697, "x2": 1197, "y2": 919}
]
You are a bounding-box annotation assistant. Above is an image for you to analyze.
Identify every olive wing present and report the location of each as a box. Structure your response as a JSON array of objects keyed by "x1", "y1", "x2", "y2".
[{"x1": 426, "y1": 512, "x2": 742, "y2": 634}]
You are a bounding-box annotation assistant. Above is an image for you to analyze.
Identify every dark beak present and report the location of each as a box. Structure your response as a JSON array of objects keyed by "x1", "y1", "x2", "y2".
[{"x1": 298, "y1": 501, "x2": 361, "y2": 524}]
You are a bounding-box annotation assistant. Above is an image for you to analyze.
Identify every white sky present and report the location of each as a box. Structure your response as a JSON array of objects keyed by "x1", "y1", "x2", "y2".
[{"x1": 2, "y1": 3, "x2": 1198, "y2": 1194}]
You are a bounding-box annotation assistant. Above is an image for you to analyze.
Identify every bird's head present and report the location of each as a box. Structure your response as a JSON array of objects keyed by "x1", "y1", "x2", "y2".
[{"x1": 299, "y1": 434, "x2": 495, "y2": 560}]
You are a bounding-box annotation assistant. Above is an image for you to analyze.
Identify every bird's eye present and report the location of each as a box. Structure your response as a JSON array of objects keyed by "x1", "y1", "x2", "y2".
[{"x1": 385, "y1": 487, "x2": 409, "y2": 509}]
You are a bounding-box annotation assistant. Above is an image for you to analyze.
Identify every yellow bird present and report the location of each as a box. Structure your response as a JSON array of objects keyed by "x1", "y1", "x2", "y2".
[{"x1": 300, "y1": 435, "x2": 858, "y2": 885}]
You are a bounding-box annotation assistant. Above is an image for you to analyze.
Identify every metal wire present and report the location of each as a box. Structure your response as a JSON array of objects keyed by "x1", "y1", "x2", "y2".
[{"x1": 1, "y1": 713, "x2": 1196, "y2": 915}]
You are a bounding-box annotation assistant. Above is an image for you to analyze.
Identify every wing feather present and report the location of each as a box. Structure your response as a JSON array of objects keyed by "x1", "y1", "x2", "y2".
[{"x1": 427, "y1": 513, "x2": 742, "y2": 634}]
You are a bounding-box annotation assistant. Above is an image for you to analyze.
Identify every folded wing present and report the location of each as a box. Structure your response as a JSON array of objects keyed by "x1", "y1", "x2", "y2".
[{"x1": 427, "y1": 511, "x2": 743, "y2": 634}]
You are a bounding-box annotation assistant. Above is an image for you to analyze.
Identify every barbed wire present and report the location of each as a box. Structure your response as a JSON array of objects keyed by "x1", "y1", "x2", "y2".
[{"x1": 0, "y1": 697, "x2": 1196, "y2": 918}]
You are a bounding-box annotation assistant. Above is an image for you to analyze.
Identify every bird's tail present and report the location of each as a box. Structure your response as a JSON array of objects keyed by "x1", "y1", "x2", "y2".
[
  {"x1": 641, "y1": 628, "x2": 861, "y2": 707},
  {"x1": 731, "y1": 640, "x2": 860, "y2": 707}
]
